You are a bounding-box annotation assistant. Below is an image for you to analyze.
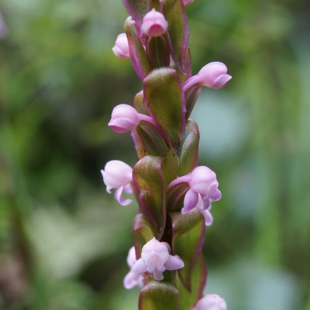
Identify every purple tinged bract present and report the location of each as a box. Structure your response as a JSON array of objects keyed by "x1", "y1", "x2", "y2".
[
  {"x1": 132, "y1": 238, "x2": 184, "y2": 281},
  {"x1": 101, "y1": 160, "x2": 133, "y2": 206},
  {"x1": 191, "y1": 294, "x2": 227, "y2": 310},
  {"x1": 141, "y1": 9, "x2": 168, "y2": 37}
]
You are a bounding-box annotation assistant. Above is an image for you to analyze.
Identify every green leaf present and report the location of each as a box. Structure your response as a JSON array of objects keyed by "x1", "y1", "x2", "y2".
[
  {"x1": 175, "y1": 254, "x2": 207, "y2": 310},
  {"x1": 132, "y1": 156, "x2": 166, "y2": 238},
  {"x1": 171, "y1": 211, "x2": 205, "y2": 291},
  {"x1": 125, "y1": 17, "x2": 150, "y2": 80},
  {"x1": 179, "y1": 119, "x2": 200, "y2": 176},
  {"x1": 162, "y1": 0, "x2": 189, "y2": 73},
  {"x1": 133, "y1": 214, "x2": 156, "y2": 258},
  {"x1": 143, "y1": 68, "x2": 185, "y2": 151},
  {"x1": 139, "y1": 281, "x2": 180, "y2": 310}
]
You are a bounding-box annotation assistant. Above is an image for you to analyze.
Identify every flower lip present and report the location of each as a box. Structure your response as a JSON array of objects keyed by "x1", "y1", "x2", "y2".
[{"x1": 141, "y1": 9, "x2": 168, "y2": 37}]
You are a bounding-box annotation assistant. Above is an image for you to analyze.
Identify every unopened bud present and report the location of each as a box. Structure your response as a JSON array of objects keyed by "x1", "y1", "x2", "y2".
[
  {"x1": 112, "y1": 33, "x2": 130, "y2": 59},
  {"x1": 141, "y1": 9, "x2": 168, "y2": 37}
]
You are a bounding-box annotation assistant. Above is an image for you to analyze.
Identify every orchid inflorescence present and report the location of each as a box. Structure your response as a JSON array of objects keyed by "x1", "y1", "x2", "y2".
[{"x1": 101, "y1": 1, "x2": 231, "y2": 309}]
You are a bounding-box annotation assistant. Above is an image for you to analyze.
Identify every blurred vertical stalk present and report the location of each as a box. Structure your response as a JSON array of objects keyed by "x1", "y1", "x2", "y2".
[{"x1": 0, "y1": 102, "x2": 49, "y2": 309}]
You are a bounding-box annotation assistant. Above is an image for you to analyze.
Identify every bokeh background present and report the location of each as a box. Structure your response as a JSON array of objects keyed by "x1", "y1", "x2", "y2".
[{"x1": 0, "y1": 0, "x2": 309, "y2": 309}]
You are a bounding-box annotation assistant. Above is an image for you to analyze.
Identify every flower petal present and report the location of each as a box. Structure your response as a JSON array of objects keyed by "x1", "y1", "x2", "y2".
[
  {"x1": 114, "y1": 186, "x2": 132, "y2": 206},
  {"x1": 164, "y1": 255, "x2": 184, "y2": 270},
  {"x1": 182, "y1": 188, "x2": 199, "y2": 214},
  {"x1": 132, "y1": 258, "x2": 147, "y2": 274}
]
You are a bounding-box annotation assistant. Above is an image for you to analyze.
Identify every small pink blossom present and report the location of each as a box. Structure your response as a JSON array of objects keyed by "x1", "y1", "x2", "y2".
[
  {"x1": 101, "y1": 160, "x2": 133, "y2": 206},
  {"x1": 191, "y1": 294, "x2": 227, "y2": 310},
  {"x1": 141, "y1": 9, "x2": 168, "y2": 37},
  {"x1": 132, "y1": 238, "x2": 184, "y2": 281},
  {"x1": 123, "y1": 247, "x2": 144, "y2": 289},
  {"x1": 183, "y1": 0, "x2": 195, "y2": 5},
  {"x1": 183, "y1": 62, "x2": 231, "y2": 92},
  {"x1": 168, "y1": 166, "x2": 221, "y2": 214},
  {"x1": 112, "y1": 33, "x2": 130, "y2": 59},
  {"x1": 108, "y1": 104, "x2": 154, "y2": 133}
]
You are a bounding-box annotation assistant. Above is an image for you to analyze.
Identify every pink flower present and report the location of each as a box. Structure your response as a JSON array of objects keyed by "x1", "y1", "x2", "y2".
[
  {"x1": 108, "y1": 104, "x2": 154, "y2": 133},
  {"x1": 101, "y1": 160, "x2": 133, "y2": 206},
  {"x1": 112, "y1": 33, "x2": 130, "y2": 59},
  {"x1": 132, "y1": 238, "x2": 184, "y2": 281},
  {"x1": 191, "y1": 294, "x2": 227, "y2": 310},
  {"x1": 123, "y1": 247, "x2": 144, "y2": 289},
  {"x1": 183, "y1": 62, "x2": 232, "y2": 92},
  {"x1": 168, "y1": 166, "x2": 221, "y2": 214},
  {"x1": 183, "y1": 0, "x2": 195, "y2": 5},
  {"x1": 141, "y1": 9, "x2": 168, "y2": 37}
]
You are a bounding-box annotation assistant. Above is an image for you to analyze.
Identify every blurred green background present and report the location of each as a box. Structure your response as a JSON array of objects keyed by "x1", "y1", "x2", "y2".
[{"x1": 0, "y1": 0, "x2": 309, "y2": 309}]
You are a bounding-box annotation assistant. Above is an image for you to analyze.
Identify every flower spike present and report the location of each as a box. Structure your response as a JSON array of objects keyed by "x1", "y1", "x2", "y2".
[{"x1": 101, "y1": 160, "x2": 133, "y2": 206}]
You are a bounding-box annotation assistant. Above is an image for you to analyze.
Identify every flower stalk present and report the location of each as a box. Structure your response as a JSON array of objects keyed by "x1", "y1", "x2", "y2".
[{"x1": 101, "y1": 1, "x2": 231, "y2": 309}]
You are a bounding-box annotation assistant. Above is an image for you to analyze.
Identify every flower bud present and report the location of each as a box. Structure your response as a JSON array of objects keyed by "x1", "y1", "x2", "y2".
[
  {"x1": 132, "y1": 238, "x2": 184, "y2": 281},
  {"x1": 141, "y1": 9, "x2": 168, "y2": 37},
  {"x1": 101, "y1": 160, "x2": 133, "y2": 206},
  {"x1": 183, "y1": 62, "x2": 231, "y2": 92},
  {"x1": 108, "y1": 104, "x2": 139, "y2": 133},
  {"x1": 183, "y1": 0, "x2": 195, "y2": 5},
  {"x1": 112, "y1": 33, "x2": 130, "y2": 59},
  {"x1": 108, "y1": 104, "x2": 154, "y2": 133},
  {"x1": 191, "y1": 294, "x2": 227, "y2": 310},
  {"x1": 198, "y1": 62, "x2": 232, "y2": 88}
]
